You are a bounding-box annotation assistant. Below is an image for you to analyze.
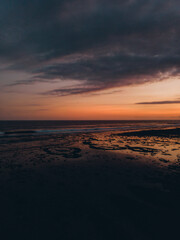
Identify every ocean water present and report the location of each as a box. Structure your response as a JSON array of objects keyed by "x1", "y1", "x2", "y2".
[{"x1": 0, "y1": 120, "x2": 180, "y2": 137}]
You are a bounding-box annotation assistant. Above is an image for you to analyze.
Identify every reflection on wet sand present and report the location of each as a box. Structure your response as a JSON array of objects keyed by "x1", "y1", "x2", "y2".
[
  {"x1": 0, "y1": 128, "x2": 179, "y2": 239},
  {"x1": 83, "y1": 132, "x2": 180, "y2": 168}
]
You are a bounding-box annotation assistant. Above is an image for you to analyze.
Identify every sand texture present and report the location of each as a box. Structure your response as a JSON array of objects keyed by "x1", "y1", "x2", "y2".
[{"x1": 0, "y1": 128, "x2": 180, "y2": 239}]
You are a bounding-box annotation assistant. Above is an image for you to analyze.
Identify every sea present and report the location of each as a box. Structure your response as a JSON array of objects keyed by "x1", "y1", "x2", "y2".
[{"x1": 0, "y1": 120, "x2": 180, "y2": 137}]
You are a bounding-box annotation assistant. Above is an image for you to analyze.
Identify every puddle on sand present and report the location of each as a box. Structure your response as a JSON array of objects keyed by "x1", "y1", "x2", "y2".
[{"x1": 82, "y1": 133, "x2": 180, "y2": 169}]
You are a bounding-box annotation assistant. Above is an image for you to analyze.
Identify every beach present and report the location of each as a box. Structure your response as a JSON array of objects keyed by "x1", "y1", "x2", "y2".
[
  {"x1": 1, "y1": 0, "x2": 180, "y2": 238},
  {"x1": 0, "y1": 125, "x2": 180, "y2": 239}
]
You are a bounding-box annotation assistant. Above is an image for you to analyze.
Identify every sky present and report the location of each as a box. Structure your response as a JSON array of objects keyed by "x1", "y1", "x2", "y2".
[{"x1": 0, "y1": 0, "x2": 180, "y2": 120}]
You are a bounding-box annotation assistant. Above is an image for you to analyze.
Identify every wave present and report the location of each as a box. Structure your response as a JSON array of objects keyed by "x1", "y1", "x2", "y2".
[{"x1": 1, "y1": 122, "x2": 180, "y2": 137}]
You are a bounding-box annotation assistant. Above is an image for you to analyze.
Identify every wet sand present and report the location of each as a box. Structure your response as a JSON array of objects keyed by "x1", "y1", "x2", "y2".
[{"x1": 0, "y1": 128, "x2": 180, "y2": 239}]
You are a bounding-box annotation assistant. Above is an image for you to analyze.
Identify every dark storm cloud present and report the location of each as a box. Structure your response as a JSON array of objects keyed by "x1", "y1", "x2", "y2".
[{"x1": 1, "y1": 0, "x2": 180, "y2": 95}]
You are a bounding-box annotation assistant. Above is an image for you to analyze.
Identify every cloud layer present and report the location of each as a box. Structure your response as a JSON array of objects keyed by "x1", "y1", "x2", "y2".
[
  {"x1": 1, "y1": 0, "x2": 180, "y2": 95},
  {"x1": 136, "y1": 100, "x2": 180, "y2": 105}
]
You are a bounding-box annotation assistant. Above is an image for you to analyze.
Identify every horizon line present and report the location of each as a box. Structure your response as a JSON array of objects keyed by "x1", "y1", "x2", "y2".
[{"x1": 0, "y1": 119, "x2": 179, "y2": 121}]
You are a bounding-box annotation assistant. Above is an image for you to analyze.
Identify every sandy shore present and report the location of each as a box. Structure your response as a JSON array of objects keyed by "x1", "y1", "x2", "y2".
[{"x1": 0, "y1": 128, "x2": 180, "y2": 239}]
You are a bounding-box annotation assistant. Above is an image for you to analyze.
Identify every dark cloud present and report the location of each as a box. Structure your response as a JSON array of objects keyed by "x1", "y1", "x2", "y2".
[
  {"x1": 0, "y1": 0, "x2": 180, "y2": 95},
  {"x1": 136, "y1": 100, "x2": 180, "y2": 105}
]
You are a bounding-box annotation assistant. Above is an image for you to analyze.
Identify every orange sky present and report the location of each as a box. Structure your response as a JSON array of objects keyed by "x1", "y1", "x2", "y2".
[{"x1": 1, "y1": 77, "x2": 180, "y2": 120}]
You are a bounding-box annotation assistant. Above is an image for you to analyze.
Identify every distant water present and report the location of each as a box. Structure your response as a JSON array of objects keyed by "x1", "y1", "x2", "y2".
[{"x1": 0, "y1": 120, "x2": 180, "y2": 137}]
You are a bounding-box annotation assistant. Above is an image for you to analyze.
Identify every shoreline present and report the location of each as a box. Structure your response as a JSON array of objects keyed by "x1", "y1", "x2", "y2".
[{"x1": 0, "y1": 125, "x2": 180, "y2": 138}]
